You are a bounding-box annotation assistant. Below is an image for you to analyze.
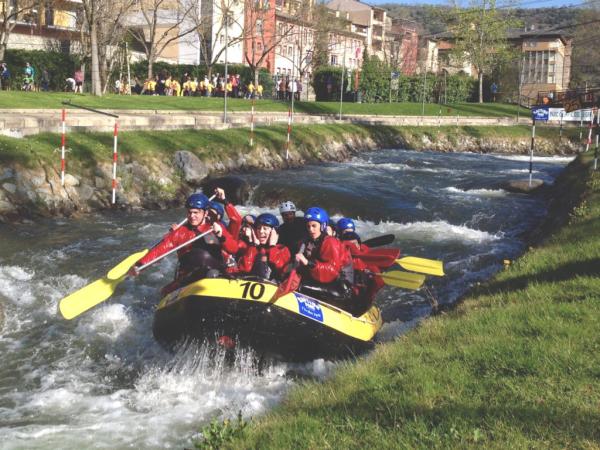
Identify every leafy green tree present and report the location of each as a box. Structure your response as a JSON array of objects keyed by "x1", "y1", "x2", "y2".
[
  {"x1": 359, "y1": 52, "x2": 391, "y2": 102},
  {"x1": 570, "y1": 1, "x2": 600, "y2": 87},
  {"x1": 448, "y1": 0, "x2": 519, "y2": 103}
]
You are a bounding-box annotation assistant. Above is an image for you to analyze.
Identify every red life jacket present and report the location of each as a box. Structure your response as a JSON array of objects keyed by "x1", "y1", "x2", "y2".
[{"x1": 238, "y1": 244, "x2": 291, "y2": 280}]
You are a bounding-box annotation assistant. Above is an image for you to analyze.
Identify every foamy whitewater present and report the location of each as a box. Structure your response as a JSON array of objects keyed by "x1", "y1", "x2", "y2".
[{"x1": 0, "y1": 148, "x2": 571, "y2": 448}]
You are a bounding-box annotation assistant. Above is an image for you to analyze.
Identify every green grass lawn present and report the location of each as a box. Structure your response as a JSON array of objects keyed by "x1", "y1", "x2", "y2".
[
  {"x1": 210, "y1": 154, "x2": 600, "y2": 449},
  {"x1": 0, "y1": 91, "x2": 529, "y2": 117}
]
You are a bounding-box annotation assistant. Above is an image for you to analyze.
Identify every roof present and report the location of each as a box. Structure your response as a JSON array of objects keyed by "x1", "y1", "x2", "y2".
[
  {"x1": 326, "y1": 0, "x2": 371, "y2": 12},
  {"x1": 430, "y1": 27, "x2": 572, "y2": 44}
]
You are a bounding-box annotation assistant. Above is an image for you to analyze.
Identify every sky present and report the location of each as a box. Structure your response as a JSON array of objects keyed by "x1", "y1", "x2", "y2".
[{"x1": 367, "y1": 0, "x2": 583, "y2": 6}]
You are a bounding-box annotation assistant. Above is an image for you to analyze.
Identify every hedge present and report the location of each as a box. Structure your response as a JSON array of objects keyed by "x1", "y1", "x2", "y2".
[{"x1": 1, "y1": 49, "x2": 81, "y2": 91}]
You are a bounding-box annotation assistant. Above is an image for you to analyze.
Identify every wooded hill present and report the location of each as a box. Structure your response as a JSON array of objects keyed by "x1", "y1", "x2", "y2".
[{"x1": 379, "y1": 4, "x2": 580, "y2": 36}]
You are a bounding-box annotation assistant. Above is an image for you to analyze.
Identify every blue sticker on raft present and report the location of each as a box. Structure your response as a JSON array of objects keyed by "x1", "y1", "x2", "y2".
[{"x1": 295, "y1": 293, "x2": 324, "y2": 323}]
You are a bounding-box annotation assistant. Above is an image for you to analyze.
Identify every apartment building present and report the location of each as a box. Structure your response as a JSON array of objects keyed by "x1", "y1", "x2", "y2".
[
  {"x1": 325, "y1": 0, "x2": 387, "y2": 61},
  {"x1": 426, "y1": 28, "x2": 572, "y2": 101},
  {"x1": 0, "y1": 0, "x2": 80, "y2": 53},
  {"x1": 516, "y1": 29, "x2": 572, "y2": 101},
  {"x1": 388, "y1": 18, "x2": 418, "y2": 75}
]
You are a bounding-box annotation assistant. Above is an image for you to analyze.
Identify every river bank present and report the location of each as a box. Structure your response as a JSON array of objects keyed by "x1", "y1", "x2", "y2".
[
  {"x1": 219, "y1": 153, "x2": 600, "y2": 448},
  {"x1": 0, "y1": 124, "x2": 580, "y2": 222}
]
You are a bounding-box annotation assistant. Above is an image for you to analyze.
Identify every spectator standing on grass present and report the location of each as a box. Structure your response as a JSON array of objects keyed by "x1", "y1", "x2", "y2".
[
  {"x1": 171, "y1": 78, "x2": 181, "y2": 96},
  {"x1": 24, "y1": 62, "x2": 35, "y2": 90},
  {"x1": 296, "y1": 78, "x2": 302, "y2": 101},
  {"x1": 41, "y1": 69, "x2": 50, "y2": 91},
  {"x1": 74, "y1": 68, "x2": 84, "y2": 93},
  {"x1": 246, "y1": 81, "x2": 254, "y2": 99},
  {"x1": 1, "y1": 62, "x2": 11, "y2": 90},
  {"x1": 256, "y1": 82, "x2": 263, "y2": 99},
  {"x1": 232, "y1": 74, "x2": 239, "y2": 97}
]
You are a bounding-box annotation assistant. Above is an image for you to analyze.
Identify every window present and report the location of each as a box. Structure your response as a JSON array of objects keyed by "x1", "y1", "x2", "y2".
[
  {"x1": 256, "y1": 19, "x2": 263, "y2": 34},
  {"x1": 331, "y1": 55, "x2": 338, "y2": 65}
]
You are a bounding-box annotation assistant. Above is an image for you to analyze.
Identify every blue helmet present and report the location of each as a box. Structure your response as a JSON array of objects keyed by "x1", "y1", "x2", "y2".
[
  {"x1": 208, "y1": 201, "x2": 225, "y2": 218},
  {"x1": 304, "y1": 207, "x2": 329, "y2": 231},
  {"x1": 255, "y1": 213, "x2": 280, "y2": 228},
  {"x1": 186, "y1": 193, "x2": 209, "y2": 210},
  {"x1": 336, "y1": 217, "x2": 356, "y2": 234}
]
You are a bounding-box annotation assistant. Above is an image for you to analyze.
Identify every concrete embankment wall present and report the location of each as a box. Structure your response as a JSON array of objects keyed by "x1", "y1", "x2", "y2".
[{"x1": 0, "y1": 109, "x2": 531, "y2": 138}]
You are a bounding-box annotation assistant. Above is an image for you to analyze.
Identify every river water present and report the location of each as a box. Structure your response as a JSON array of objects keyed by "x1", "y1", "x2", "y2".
[{"x1": 0, "y1": 149, "x2": 572, "y2": 449}]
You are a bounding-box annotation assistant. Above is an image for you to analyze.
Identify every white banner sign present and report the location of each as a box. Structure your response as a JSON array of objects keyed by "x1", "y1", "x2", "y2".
[{"x1": 548, "y1": 108, "x2": 594, "y2": 122}]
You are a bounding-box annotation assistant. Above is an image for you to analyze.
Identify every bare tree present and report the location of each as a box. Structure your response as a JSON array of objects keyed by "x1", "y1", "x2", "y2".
[
  {"x1": 80, "y1": 0, "x2": 135, "y2": 95},
  {"x1": 128, "y1": 0, "x2": 196, "y2": 79},
  {"x1": 186, "y1": 0, "x2": 244, "y2": 79},
  {"x1": 243, "y1": 0, "x2": 311, "y2": 84},
  {"x1": 0, "y1": 0, "x2": 37, "y2": 60}
]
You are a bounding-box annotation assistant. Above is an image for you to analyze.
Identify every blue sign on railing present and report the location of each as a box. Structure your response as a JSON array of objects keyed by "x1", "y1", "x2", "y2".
[{"x1": 532, "y1": 107, "x2": 550, "y2": 121}]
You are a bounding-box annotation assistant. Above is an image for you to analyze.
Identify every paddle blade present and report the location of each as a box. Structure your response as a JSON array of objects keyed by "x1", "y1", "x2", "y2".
[
  {"x1": 362, "y1": 234, "x2": 395, "y2": 248},
  {"x1": 106, "y1": 250, "x2": 149, "y2": 280},
  {"x1": 378, "y1": 270, "x2": 425, "y2": 290},
  {"x1": 59, "y1": 276, "x2": 125, "y2": 320},
  {"x1": 397, "y1": 257, "x2": 445, "y2": 276},
  {"x1": 272, "y1": 269, "x2": 301, "y2": 302}
]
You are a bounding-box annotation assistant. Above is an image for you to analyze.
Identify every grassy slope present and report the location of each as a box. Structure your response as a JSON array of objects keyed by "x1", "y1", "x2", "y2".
[
  {"x1": 223, "y1": 154, "x2": 600, "y2": 449},
  {"x1": 0, "y1": 92, "x2": 529, "y2": 117},
  {"x1": 0, "y1": 124, "x2": 578, "y2": 169}
]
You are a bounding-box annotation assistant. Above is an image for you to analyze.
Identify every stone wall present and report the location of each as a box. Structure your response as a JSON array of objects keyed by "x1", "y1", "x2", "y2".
[{"x1": 0, "y1": 128, "x2": 579, "y2": 223}]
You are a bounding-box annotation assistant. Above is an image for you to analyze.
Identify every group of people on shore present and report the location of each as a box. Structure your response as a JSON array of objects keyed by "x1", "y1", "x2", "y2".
[
  {"x1": 135, "y1": 72, "x2": 264, "y2": 99},
  {"x1": 130, "y1": 189, "x2": 392, "y2": 314}
]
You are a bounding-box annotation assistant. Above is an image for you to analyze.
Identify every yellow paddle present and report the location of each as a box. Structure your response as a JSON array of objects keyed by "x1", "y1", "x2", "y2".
[
  {"x1": 106, "y1": 250, "x2": 149, "y2": 280},
  {"x1": 396, "y1": 257, "x2": 445, "y2": 277},
  {"x1": 377, "y1": 270, "x2": 426, "y2": 290},
  {"x1": 59, "y1": 276, "x2": 126, "y2": 320},
  {"x1": 58, "y1": 229, "x2": 214, "y2": 320}
]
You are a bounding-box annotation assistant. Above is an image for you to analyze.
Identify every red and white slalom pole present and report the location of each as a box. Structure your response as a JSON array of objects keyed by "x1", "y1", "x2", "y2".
[
  {"x1": 285, "y1": 106, "x2": 292, "y2": 160},
  {"x1": 250, "y1": 96, "x2": 255, "y2": 147},
  {"x1": 585, "y1": 110, "x2": 594, "y2": 152},
  {"x1": 529, "y1": 118, "x2": 536, "y2": 188},
  {"x1": 111, "y1": 121, "x2": 119, "y2": 205},
  {"x1": 60, "y1": 109, "x2": 66, "y2": 186}
]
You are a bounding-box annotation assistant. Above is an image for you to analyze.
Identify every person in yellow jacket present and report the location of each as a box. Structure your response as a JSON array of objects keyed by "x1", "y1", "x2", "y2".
[
  {"x1": 225, "y1": 80, "x2": 233, "y2": 96},
  {"x1": 171, "y1": 78, "x2": 181, "y2": 96},
  {"x1": 206, "y1": 81, "x2": 214, "y2": 97},
  {"x1": 246, "y1": 81, "x2": 255, "y2": 99},
  {"x1": 256, "y1": 83, "x2": 263, "y2": 99}
]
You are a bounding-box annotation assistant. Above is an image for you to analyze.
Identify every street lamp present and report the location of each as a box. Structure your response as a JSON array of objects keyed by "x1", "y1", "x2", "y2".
[
  {"x1": 223, "y1": 10, "x2": 230, "y2": 124},
  {"x1": 339, "y1": 37, "x2": 346, "y2": 120}
]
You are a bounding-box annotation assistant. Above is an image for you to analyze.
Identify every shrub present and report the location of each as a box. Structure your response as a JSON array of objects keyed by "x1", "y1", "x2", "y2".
[{"x1": 3, "y1": 49, "x2": 81, "y2": 91}]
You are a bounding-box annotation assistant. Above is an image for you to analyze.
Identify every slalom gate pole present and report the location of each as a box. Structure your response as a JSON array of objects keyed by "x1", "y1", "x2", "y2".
[
  {"x1": 250, "y1": 96, "x2": 255, "y2": 147},
  {"x1": 585, "y1": 110, "x2": 594, "y2": 152},
  {"x1": 285, "y1": 106, "x2": 292, "y2": 160},
  {"x1": 60, "y1": 109, "x2": 66, "y2": 186},
  {"x1": 111, "y1": 121, "x2": 119, "y2": 205},
  {"x1": 579, "y1": 110, "x2": 584, "y2": 141},
  {"x1": 595, "y1": 110, "x2": 599, "y2": 171},
  {"x1": 559, "y1": 112, "x2": 563, "y2": 143},
  {"x1": 529, "y1": 117, "x2": 536, "y2": 188}
]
